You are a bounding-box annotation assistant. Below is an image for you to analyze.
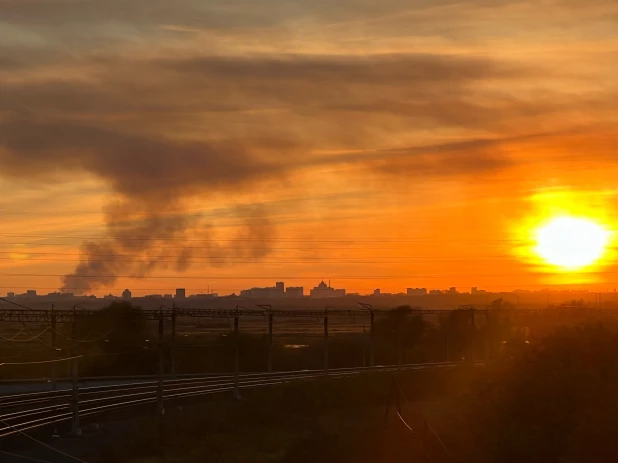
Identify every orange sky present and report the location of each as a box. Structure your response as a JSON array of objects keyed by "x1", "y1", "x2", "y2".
[{"x1": 1, "y1": 0, "x2": 618, "y2": 296}]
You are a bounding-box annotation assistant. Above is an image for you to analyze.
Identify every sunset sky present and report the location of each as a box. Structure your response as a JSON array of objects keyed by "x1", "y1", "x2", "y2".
[{"x1": 1, "y1": 0, "x2": 618, "y2": 296}]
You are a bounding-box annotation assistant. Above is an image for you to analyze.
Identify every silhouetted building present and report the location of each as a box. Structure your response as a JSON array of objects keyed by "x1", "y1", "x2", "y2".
[
  {"x1": 240, "y1": 282, "x2": 285, "y2": 298},
  {"x1": 309, "y1": 280, "x2": 346, "y2": 298},
  {"x1": 26, "y1": 290, "x2": 37, "y2": 298},
  {"x1": 449, "y1": 287, "x2": 458, "y2": 294},
  {"x1": 7, "y1": 292, "x2": 14, "y2": 298},
  {"x1": 46, "y1": 292, "x2": 75, "y2": 300},
  {"x1": 407, "y1": 288, "x2": 428, "y2": 296},
  {"x1": 189, "y1": 293, "x2": 219, "y2": 299},
  {"x1": 286, "y1": 286, "x2": 304, "y2": 298},
  {"x1": 176, "y1": 288, "x2": 186, "y2": 299},
  {"x1": 373, "y1": 289, "x2": 381, "y2": 296},
  {"x1": 122, "y1": 289, "x2": 132, "y2": 301}
]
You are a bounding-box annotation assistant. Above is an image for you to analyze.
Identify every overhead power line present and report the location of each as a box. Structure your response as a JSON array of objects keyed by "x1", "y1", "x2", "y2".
[
  {"x1": 3, "y1": 272, "x2": 618, "y2": 280},
  {"x1": 0, "y1": 355, "x2": 83, "y2": 367},
  {"x1": 0, "y1": 233, "x2": 529, "y2": 243},
  {"x1": 0, "y1": 417, "x2": 88, "y2": 463},
  {"x1": 0, "y1": 450, "x2": 54, "y2": 463},
  {"x1": 0, "y1": 328, "x2": 50, "y2": 343}
]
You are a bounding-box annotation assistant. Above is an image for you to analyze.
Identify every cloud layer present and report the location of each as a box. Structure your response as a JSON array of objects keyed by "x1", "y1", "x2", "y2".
[{"x1": 1, "y1": 0, "x2": 617, "y2": 291}]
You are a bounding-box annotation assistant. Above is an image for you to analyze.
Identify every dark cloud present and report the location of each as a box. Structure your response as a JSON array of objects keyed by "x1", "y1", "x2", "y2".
[
  {"x1": 0, "y1": 119, "x2": 281, "y2": 200},
  {"x1": 161, "y1": 53, "x2": 511, "y2": 83},
  {"x1": 0, "y1": 0, "x2": 484, "y2": 29}
]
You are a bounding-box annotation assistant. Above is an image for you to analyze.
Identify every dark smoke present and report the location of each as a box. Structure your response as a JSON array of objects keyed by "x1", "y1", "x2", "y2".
[
  {"x1": 0, "y1": 118, "x2": 281, "y2": 293},
  {"x1": 61, "y1": 201, "x2": 275, "y2": 293}
]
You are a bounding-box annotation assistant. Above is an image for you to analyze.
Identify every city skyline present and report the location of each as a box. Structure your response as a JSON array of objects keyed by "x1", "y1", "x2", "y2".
[{"x1": 5, "y1": 280, "x2": 618, "y2": 301}]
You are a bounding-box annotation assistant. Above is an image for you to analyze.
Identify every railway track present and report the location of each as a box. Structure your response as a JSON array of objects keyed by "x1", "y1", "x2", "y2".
[{"x1": 0, "y1": 361, "x2": 474, "y2": 439}]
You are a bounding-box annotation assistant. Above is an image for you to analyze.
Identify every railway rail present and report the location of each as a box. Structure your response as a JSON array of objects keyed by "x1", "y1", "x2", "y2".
[{"x1": 0, "y1": 361, "x2": 474, "y2": 439}]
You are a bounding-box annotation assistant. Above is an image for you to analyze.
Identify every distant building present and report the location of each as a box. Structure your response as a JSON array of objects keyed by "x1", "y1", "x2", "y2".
[
  {"x1": 6, "y1": 292, "x2": 15, "y2": 298},
  {"x1": 407, "y1": 288, "x2": 428, "y2": 296},
  {"x1": 240, "y1": 282, "x2": 285, "y2": 298},
  {"x1": 189, "y1": 293, "x2": 218, "y2": 299},
  {"x1": 176, "y1": 288, "x2": 186, "y2": 299},
  {"x1": 26, "y1": 290, "x2": 37, "y2": 298},
  {"x1": 103, "y1": 294, "x2": 118, "y2": 301},
  {"x1": 286, "y1": 286, "x2": 304, "y2": 298},
  {"x1": 122, "y1": 289, "x2": 132, "y2": 301},
  {"x1": 46, "y1": 292, "x2": 74, "y2": 299},
  {"x1": 429, "y1": 289, "x2": 443, "y2": 295},
  {"x1": 448, "y1": 287, "x2": 458, "y2": 294},
  {"x1": 373, "y1": 289, "x2": 381, "y2": 296},
  {"x1": 309, "y1": 280, "x2": 346, "y2": 299},
  {"x1": 164, "y1": 294, "x2": 173, "y2": 299}
]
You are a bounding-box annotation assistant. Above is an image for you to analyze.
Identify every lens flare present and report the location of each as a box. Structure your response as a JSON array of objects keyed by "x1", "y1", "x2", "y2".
[{"x1": 534, "y1": 217, "x2": 611, "y2": 270}]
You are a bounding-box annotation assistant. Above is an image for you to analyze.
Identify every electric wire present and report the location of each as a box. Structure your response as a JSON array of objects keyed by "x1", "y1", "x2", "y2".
[
  {"x1": 0, "y1": 328, "x2": 26, "y2": 341},
  {"x1": 0, "y1": 232, "x2": 529, "y2": 243},
  {"x1": 0, "y1": 450, "x2": 54, "y2": 463},
  {"x1": 0, "y1": 417, "x2": 88, "y2": 463},
  {"x1": 427, "y1": 420, "x2": 456, "y2": 462},
  {"x1": 0, "y1": 355, "x2": 83, "y2": 367},
  {"x1": 0, "y1": 329, "x2": 50, "y2": 343},
  {"x1": 50, "y1": 328, "x2": 114, "y2": 344}
]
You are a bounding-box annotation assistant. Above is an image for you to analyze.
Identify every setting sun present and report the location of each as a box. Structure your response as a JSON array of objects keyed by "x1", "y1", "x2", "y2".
[{"x1": 534, "y1": 217, "x2": 611, "y2": 270}]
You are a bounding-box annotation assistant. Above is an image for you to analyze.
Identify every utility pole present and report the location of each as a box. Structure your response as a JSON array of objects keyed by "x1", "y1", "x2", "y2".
[
  {"x1": 170, "y1": 306, "x2": 177, "y2": 379},
  {"x1": 51, "y1": 305, "x2": 57, "y2": 391},
  {"x1": 233, "y1": 314, "x2": 241, "y2": 399},
  {"x1": 70, "y1": 356, "x2": 81, "y2": 436},
  {"x1": 445, "y1": 315, "x2": 450, "y2": 362},
  {"x1": 157, "y1": 315, "x2": 165, "y2": 422},
  {"x1": 358, "y1": 303, "x2": 375, "y2": 368},
  {"x1": 268, "y1": 312, "x2": 274, "y2": 373},
  {"x1": 256, "y1": 305, "x2": 273, "y2": 374},
  {"x1": 470, "y1": 309, "x2": 476, "y2": 363},
  {"x1": 323, "y1": 309, "x2": 329, "y2": 376},
  {"x1": 68, "y1": 306, "x2": 77, "y2": 378},
  {"x1": 396, "y1": 329, "x2": 402, "y2": 374},
  {"x1": 485, "y1": 311, "x2": 491, "y2": 361}
]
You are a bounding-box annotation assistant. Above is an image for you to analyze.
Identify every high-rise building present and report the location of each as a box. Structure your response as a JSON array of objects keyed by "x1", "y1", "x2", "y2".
[
  {"x1": 373, "y1": 288, "x2": 381, "y2": 296},
  {"x1": 122, "y1": 289, "x2": 132, "y2": 301},
  {"x1": 240, "y1": 282, "x2": 285, "y2": 298},
  {"x1": 407, "y1": 288, "x2": 428, "y2": 296},
  {"x1": 176, "y1": 288, "x2": 186, "y2": 299},
  {"x1": 286, "y1": 286, "x2": 304, "y2": 298}
]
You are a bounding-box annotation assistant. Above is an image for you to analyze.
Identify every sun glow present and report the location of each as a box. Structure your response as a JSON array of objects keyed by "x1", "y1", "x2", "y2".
[{"x1": 534, "y1": 217, "x2": 611, "y2": 270}]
